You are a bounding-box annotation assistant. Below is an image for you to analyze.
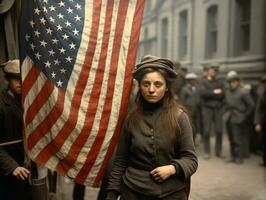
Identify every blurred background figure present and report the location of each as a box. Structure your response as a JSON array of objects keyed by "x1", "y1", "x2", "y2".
[
  {"x1": 223, "y1": 71, "x2": 254, "y2": 164},
  {"x1": 254, "y1": 75, "x2": 266, "y2": 167},
  {"x1": 199, "y1": 64, "x2": 225, "y2": 159},
  {"x1": 0, "y1": 59, "x2": 30, "y2": 200},
  {"x1": 180, "y1": 73, "x2": 201, "y2": 144},
  {"x1": 172, "y1": 63, "x2": 187, "y2": 101}
]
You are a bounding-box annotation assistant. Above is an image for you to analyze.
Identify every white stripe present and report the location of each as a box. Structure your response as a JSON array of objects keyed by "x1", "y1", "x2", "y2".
[
  {"x1": 66, "y1": 0, "x2": 121, "y2": 179},
  {"x1": 21, "y1": 56, "x2": 32, "y2": 82},
  {"x1": 85, "y1": 0, "x2": 138, "y2": 185},
  {"x1": 29, "y1": 0, "x2": 94, "y2": 162}
]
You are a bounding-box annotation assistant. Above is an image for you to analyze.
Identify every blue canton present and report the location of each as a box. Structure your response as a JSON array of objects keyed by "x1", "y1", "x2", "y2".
[{"x1": 22, "y1": 0, "x2": 85, "y2": 89}]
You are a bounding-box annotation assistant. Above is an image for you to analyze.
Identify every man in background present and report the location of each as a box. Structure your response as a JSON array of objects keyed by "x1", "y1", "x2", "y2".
[
  {"x1": 200, "y1": 64, "x2": 225, "y2": 159},
  {"x1": 0, "y1": 59, "x2": 30, "y2": 199}
]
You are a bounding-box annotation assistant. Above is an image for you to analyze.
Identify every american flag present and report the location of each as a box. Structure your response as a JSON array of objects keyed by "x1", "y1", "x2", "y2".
[{"x1": 20, "y1": 0, "x2": 144, "y2": 186}]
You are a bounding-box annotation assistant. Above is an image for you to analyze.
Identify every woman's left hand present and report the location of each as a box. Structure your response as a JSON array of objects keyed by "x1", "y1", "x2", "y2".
[{"x1": 150, "y1": 165, "x2": 176, "y2": 183}]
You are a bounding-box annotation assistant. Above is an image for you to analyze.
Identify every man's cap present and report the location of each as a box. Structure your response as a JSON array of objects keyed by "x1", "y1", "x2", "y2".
[
  {"x1": 202, "y1": 65, "x2": 210, "y2": 70},
  {"x1": 1, "y1": 59, "x2": 20, "y2": 77},
  {"x1": 0, "y1": 0, "x2": 15, "y2": 14},
  {"x1": 207, "y1": 63, "x2": 220, "y2": 71},
  {"x1": 185, "y1": 73, "x2": 198, "y2": 80},
  {"x1": 133, "y1": 55, "x2": 177, "y2": 80},
  {"x1": 226, "y1": 70, "x2": 239, "y2": 81}
]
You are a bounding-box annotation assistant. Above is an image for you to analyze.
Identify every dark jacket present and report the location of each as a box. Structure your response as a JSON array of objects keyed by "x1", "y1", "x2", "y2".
[
  {"x1": 224, "y1": 87, "x2": 255, "y2": 124},
  {"x1": 254, "y1": 90, "x2": 266, "y2": 125},
  {"x1": 107, "y1": 104, "x2": 198, "y2": 198},
  {"x1": 200, "y1": 77, "x2": 225, "y2": 108},
  {"x1": 180, "y1": 84, "x2": 201, "y2": 114},
  {"x1": 0, "y1": 89, "x2": 24, "y2": 175}
]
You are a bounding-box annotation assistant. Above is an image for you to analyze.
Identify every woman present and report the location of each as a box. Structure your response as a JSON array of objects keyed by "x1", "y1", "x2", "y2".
[{"x1": 106, "y1": 55, "x2": 198, "y2": 200}]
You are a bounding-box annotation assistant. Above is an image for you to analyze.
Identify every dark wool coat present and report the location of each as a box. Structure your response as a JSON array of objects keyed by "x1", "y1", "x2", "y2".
[
  {"x1": 0, "y1": 89, "x2": 28, "y2": 199},
  {"x1": 0, "y1": 89, "x2": 24, "y2": 174},
  {"x1": 107, "y1": 104, "x2": 198, "y2": 199}
]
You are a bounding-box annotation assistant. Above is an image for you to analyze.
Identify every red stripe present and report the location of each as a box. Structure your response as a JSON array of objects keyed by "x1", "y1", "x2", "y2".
[
  {"x1": 22, "y1": 64, "x2": 41, "y2": 104},
  {"x1": 75, "y1": 0, "x2": 131, "y2": 184},
  {"x1": 93, "y1": 0, "x2": 145, "y2": 187},
  {"x1": 34, "y1": 0, "x2": 103, "y2": 165},
  {"x1": 55, "y1": 0, "x2": 115, "y2": 174},
  {"x1": 25, "y1": 80, "x2": 54, "y2": 126},
  {"x1": 27, "y1": 89, "x2": 65, "y2": 151}
]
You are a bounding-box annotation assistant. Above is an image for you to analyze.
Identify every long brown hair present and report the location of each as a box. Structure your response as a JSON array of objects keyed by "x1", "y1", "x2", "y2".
[{"x1": 125, "y1": 68, "x2": 189, "y2": 140}]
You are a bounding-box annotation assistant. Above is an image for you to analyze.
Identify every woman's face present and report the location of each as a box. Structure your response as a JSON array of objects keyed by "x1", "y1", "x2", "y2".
[{"x1": 139, "y1": 71, "x2": 168, "y2": 103}]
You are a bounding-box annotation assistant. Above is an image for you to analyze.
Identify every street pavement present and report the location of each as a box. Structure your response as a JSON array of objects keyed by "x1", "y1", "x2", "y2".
[
  {"x1": 189, "y1": 136, "x2": 266, "y2": 200},
  {"x1": 56, "y1": 135, "x2": 266, "y2": 200}
]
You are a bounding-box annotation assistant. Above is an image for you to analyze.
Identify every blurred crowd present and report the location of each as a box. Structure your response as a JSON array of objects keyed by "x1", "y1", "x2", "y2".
[{"x1": 172, "y1": 63, "x2": 266, "y2": 166}]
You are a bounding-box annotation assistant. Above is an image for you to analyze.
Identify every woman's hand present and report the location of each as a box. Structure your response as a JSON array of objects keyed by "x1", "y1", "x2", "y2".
[
  {"x1": 150, "y1": 165, "x2": 176, "y2": 183},
  {"x1": 12, "y1": 166, "x2": 30, "y2": 180}
]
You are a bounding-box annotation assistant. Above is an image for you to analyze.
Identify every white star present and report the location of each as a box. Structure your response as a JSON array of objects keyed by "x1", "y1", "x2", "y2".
[
  {"x1": 40, "y1": 17, "x2": 46, "y2": 25},
  {"x1": 54, "y1": 59, "x2": 60, "y2": 65},
  {"x1": 72, "y1": 28, "x2": 79, "y2": 36},
  {"x1": 25, "y1": 34, "x2": 30, "y2": 41},
  {"x1": 30, "y1": 43, "x2": 35, "y2": 50},
  {"x1": 65, "y1": 56, "x2": 72, "y2": 63},
  {"x1": 57, "y1": 24, "x2": 63, "y2": 31},
  {"x1": 59, "y1": 47, "x2": 66, "y2": 54},
  {"x1": 57, "y1": 13, "x2": 64, "y2": 19},
  {"x1": 56, "y1": 80, "x2": 63, "y2": 87},
  {"x1": 42, "y1": 7, "x2": 48, "y2": 13},
  {"x1": 69, "y1": 43, "x2": 76, "y2": 49},
  {"x1": 48, "y1": 49, "x2": 55, "y2": 56},
  {"x1": 75, "y1": 3, "x2": 81, "y2": 10},
  {"x1": 74, "y1": 15, "x2": 81, "y2": 21},
  {"x1": 29, "y1": 20, "x2": 35, "y2": 28},
  {"x1": 46, "y1": 27, "x2": 52, "y2": 35},
  {"x1": 62, "y1": 33, "x2": 69, "y2": 40},
  {"x1": 58, "y1": 1, "x2": 65, "y2": 7},
  {"x1": 44, "y1": 61, "x2": 51, "y2": 68},
  {"x1": 34, "y1": 30, "x2": 40, "y2": 37},
  {"x1": 52, "y1": 38, "x2": 59, "y2": 44},
  {"x1": 34, "y1": 8, "x2": 41, "y2": 15},
  {"x1": 40, "y1": 40, "x2": 47, "y2": 47},
  {"x1": 43, "y1": 0, "x2": 48, "y2": 3},
  {"x1": 67, "y1": 7, "x2": 73, "y2": 14},
  {"x1": 49, "y1": 16, "x2": 55, "y2": 23},
  {"x1": 51, "y1": 72, "x2": 56, "y2": 78},
  {"x1": 65, "y1": 21, "x2": 71, "y2": 27},
  {"x1": 60, "y1": 68, "x2": 67, "y2": 74},
  {"x1": 49, "y1": 5, "x2": 56, "y2": 11},
  {"x1": 35, "y1": 52, "x2": 42, "y2": 60}
]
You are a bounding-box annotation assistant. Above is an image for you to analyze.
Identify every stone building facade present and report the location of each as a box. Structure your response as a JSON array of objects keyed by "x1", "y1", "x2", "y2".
[{"x1": 137, "y1": 0, "x2": 266, "y2": 82}]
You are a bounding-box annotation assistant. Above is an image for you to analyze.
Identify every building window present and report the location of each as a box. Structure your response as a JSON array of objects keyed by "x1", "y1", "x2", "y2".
[
  {"x1": 234, "y1": 0, "x2": 251, "y2": 55},
  {"x1": 205, "y1": 5, "x2": 218, "y2": 59},
  {"x1": 179, "y1": 10, "x2": 188, "y2": 60},
  {"x1": 143, "y1": 28, "x2": 151, "y2": 55},
  {"x1": 161, "y1": 18, "x2": 168, "y2": 57}
]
